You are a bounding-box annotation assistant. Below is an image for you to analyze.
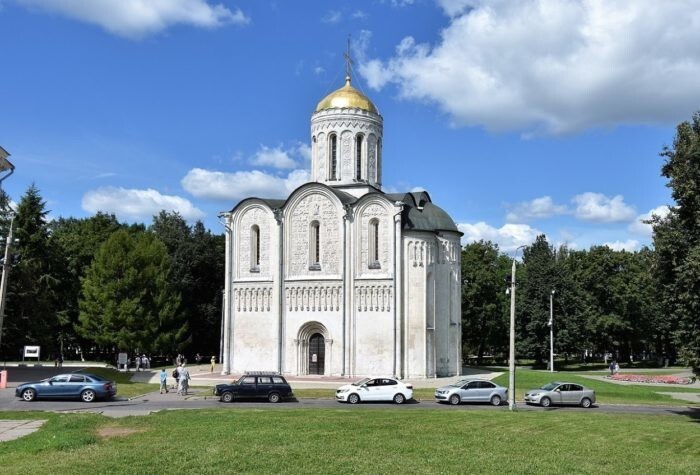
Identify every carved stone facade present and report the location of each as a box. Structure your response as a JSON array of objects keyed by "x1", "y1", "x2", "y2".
[
  {"x1": 287, "y1": 192, "x2": 342, "y2": 278},
  {"x1": 221, "y1": 77, "x2": 462, "y2": 379}
]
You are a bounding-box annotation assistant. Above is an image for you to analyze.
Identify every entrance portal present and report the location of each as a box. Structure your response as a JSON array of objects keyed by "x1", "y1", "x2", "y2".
[{"x1": 308, "y1": 333, "x2": 325, "y2": 375}]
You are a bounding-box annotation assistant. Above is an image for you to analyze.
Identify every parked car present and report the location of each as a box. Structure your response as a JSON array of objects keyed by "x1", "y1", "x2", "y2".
[
  {"x1": 336, "y1": 377, "x2": 413, "y2": 404},
  {"x1": 15, "y1": 373, "x2": 117, "y2": 402},
  {"x1": 524, "y1": 382, "x2": 596, "y2": 408},
  {"x1": 214, "y1": 372, "x2": 294, "y2": 403},
  {"x1": 435, "y1": 379, "x2": 507, "y2": 406}
]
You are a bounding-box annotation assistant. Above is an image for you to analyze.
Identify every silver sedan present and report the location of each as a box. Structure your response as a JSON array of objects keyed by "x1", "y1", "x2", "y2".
[
  {"x1": 524, "y1": 382, "x2": 596, "y2": 408},
  {"x1": 435, "y1": 379, "x2": 507, "y2": 406}
]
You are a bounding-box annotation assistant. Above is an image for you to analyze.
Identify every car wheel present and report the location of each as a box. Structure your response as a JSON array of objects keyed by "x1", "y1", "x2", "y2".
[
  {"x1": 221, "y1": 392, "x2": 234, "y2": 403},
  {"x1": 580, "y1": 397, "x2": 592, "y2": 408},
  {"x1": 347, "y1": 393, "x2": 360, "y2": 404},
  {"x1": 393, "y1": 393, "x2": 406, "y2": 404},
  {"x1": 21, "y1": 388, "x2": 36, "y2": 402},
  {"x1": 490, "y1": 395, "x2": 502, "y2": 406},
  {"x1": 540, "y1": 396, "x2": 551, "y2": 408},
  {"x1": 448, "y1": 394, "x2": 461, "y2": 405},
  {"x1": 268, "y1": 392, "x2": 281, "y2": 403},
  {"x1": 81, "y1": 389, "x2": 96, "y2": 403}
]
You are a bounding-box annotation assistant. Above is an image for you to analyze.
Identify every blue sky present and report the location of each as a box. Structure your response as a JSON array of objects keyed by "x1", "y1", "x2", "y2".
[{"x1": 1, "y1": 0, "x2": 698, "y2": 252}]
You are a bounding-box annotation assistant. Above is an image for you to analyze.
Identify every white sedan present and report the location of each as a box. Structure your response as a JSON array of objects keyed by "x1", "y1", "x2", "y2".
[{"x1": 336, "y1": 377, "x2": 414, "y2": 404}]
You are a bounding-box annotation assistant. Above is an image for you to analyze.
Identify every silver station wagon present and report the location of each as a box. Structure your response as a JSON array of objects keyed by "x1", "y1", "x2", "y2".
[
  {"x1": 435, "y1": 379, "x2": 507, "y2": 406},
  {"x1": 524, "y1": 382, "x2": 596, "y2": 408}
]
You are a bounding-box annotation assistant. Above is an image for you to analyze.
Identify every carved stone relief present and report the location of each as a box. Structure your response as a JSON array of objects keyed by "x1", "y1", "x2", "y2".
[
  {"x1": 233, "y1": 285, "x2": 273, "y2": 312},
  {"x1": 288, "y1": 193, "x2": 341, "y2": 277},
  {"x1": 355, "y1": 283, "x2": 392, "y2": 312},
  {"x1": 359, "y1": 203, "x2": 391, "y2": 273},
  {"x1": 341, "y1": 130, "x2": 352, "y2": 179},
  {"x1": 316, "y1": 132, "x2": 327, "y2": 181},
  {"x1": 238, "y1": 206, "x2": 271, "y2": 278},
  {"x1": 286, "y1": 283, "x2": 343, "y2": 311},
  {"x1": 367, "y1": 134, "x2": 377, "y2": 184}
]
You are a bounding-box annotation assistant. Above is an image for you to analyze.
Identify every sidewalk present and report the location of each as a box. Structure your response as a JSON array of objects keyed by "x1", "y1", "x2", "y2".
[
  {"x1": 129, "y1": 365, "x2": 503, "y2": 389},
  {"x1": 0, "y1": 419, "x2": 46, "y2": 442}
]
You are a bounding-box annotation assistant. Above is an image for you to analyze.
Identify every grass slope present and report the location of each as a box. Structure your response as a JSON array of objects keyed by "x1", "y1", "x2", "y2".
[{"x1": 0, "y1": 409, "x2": 697, "y2": 474}]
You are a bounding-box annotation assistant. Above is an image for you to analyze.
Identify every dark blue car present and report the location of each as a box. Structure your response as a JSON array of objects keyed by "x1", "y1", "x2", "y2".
[{"x1": 15, "y1": 373, "x2": 117, "y2": 402}]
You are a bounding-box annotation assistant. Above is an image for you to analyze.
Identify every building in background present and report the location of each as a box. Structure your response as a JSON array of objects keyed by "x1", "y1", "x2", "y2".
[{"x1": 220, "y1": 74, "x2": 462, "y2": 378}]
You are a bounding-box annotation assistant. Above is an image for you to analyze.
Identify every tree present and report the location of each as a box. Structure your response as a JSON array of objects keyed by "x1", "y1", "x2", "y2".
[
  {"x1": 2, "y1": 185, "x2": 61, "y2": 358},
  {"x1": 517, "y1": 235, "x2": 559, "y2": 365},
  {"x1": 77, "y1": 229, "x2": 187, "y2": 355},
  {"x1": 461, "y1": 241, "x2": 510, "y2": 364},
  {"x1": 653, "y1": 111, "x2": 700, "y2": 373},
  {"x1": 49, "y1": 213, "x2": 128, "y2": 359},
  {"x1": 150, "y1": 211, "x2": 223, "y2": 356}
]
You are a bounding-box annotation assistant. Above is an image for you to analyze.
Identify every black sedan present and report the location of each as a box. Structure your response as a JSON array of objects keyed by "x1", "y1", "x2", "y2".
[
  {"x1": 15, "y1": 373, "x2": 117, "y2": 402},
  {"x1": 214, "y1": 372, "x2": 294, "y2": 403}
]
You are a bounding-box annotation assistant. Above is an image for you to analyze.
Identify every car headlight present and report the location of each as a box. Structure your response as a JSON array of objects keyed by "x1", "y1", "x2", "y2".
[{"x1": 338, "y1": 388, "x2": 349, "y2": 393}]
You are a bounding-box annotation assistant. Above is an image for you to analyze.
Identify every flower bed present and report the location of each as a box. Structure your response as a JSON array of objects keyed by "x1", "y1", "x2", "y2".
[{"x1": 608, "y1": 373, "x2": 696, "y2": 385}]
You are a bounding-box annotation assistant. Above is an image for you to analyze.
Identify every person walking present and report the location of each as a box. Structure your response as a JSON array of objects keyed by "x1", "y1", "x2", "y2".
[
  {"x1": 177, "y1": 363, "x2": 191, "y2": 395},
  {"x1": 172, "y1": 366, "x2": 180, "y2": 391},
  {"x1": 159, "y1": 368, "x2": 169, "y2": 394},
  {"x1": 210, "y1": 355, "x2": 216, "y2": 373}
]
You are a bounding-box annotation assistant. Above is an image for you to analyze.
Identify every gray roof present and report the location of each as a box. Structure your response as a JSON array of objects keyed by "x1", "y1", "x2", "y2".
[{"x1": 231, "y1": 185, "x2": 460, "y2": 234}]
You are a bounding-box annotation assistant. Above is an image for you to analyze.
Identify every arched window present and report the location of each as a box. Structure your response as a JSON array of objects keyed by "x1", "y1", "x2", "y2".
[
  {"x1": 250, "y1": 225, "x2": 260, "y2": 272},
  {"x1": 329, "y1": 134, "x2": 338, "y2": 181},
  {"x1": 368, "y1": 219, "x2": 380, "y2": 269},
  {"x1": 355, "y1": 134, "x2": 363, "y2": 180},
  {"x1": 309, "y1": 221, "x2": 321, "y2": 270}
]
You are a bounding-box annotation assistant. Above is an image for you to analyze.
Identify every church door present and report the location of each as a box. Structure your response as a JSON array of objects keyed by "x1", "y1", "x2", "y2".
[{"x1": 308, "y1": 333, "x2": 325, "y2": 375}]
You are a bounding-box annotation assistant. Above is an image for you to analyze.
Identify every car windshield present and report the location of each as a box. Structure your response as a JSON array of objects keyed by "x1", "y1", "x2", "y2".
[
  {"x1": 540, "y1": 383, "x2": 559, "y2": 391},
  {"x1": 449, "y1": 380, "x2": 470, "y2": 387},
  {"x1": 88, "y1": 374, "x2": 107, "y2": 381},
  {"x1": 352, "y1": 378, "x2": 371, "y2": 386}
]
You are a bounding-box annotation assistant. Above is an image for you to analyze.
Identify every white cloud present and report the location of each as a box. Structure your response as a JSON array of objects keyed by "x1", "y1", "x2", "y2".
[
  {"x1": 296, "y1": 142, "x2": 311, "y2": 164},
  {"x1": 17, "y1": 0, "x2": 249, "y2": 39},
  {"x1": 313, "y1": 66, "x2": 326, "y2": 75},
  {"x1": 181, "y1": 168, "x2": 309, "y2": 201},
  {"x1": 352, "y1": 10, "x2": 367, "y2": 19},
  {"x1": 321, "y1": 10, "x2": 342, "y2": 24},
  {"x1": 628, "y1": 205, "x2": 670, "y2": 236},
  {"x1": 506, "y1": 196, "x2": 567, "y2": 222},
  {"x1": 359, "y1": 0, "x2": 700, "y2": 134},
  {"x1": 410, "y1": 186, "x2": 426, "y2": 192},
  {"x1": 602, "y1": 239, "x2": 640, "y2": 252},
  {"x1": 82, "y1": 186, "x2": 205, "y2": 221},
  {"x1": 572, "y1": 192, "x2": 636, "y2": 223},
  {"x1": 457, "y1": 221, "x2": 542, "y2": 252},
  {"x1": 250, "y1": 145, "x2": 298, "y2": 169},
  {"x1": 436, "y1": 0, "x2": 473, "y2": 17}
]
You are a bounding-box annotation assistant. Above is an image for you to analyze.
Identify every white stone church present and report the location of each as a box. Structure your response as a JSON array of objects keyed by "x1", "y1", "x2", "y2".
[{"x1": 221, "y1": 73, "x2": 462, "y2": 378}]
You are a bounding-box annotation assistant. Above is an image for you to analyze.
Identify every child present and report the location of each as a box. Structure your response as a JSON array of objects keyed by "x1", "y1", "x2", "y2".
[{"x1": 159, "y1": 368, "x2": 169, "y2": 394}]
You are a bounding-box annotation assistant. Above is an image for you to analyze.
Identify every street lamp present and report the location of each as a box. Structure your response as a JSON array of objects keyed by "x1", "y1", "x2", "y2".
[
  {"x1": 0, "y1": 215, "x2": 17, "y2": 353},
  {"x1": 0, "y1": 146, "x2": 15, "y2": 188},
  {"x1": 508, "y1": 244, "x2": 527, "y2": 411},
  {"x1": 549, "y1": 289, "x2": 555, "y2": 372}
]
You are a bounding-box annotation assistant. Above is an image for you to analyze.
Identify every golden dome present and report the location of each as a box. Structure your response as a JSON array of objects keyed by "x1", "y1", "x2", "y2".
[{"x1": 315, "y1": 76, "x2": 378, "y2": 114}]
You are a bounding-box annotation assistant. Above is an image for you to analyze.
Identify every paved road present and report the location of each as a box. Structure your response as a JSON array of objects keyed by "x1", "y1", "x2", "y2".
[
  {"x1": 1, "y1": 388, "x2": 698, "y2": 419},
  {"x1": 2, "y1": 367, "x2": 697, "y2": 419}
]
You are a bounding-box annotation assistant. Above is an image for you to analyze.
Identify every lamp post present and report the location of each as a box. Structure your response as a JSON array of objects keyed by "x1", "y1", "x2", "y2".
[
  {"x1": 549, "y1": 289, "x2": 555, "y2": 372},
  {"x1": 0, "y1": 216, "x2": 16, "y2": 353},
  {"x1": 508, "y1": 244, "x2": 527, "y2": 411}
]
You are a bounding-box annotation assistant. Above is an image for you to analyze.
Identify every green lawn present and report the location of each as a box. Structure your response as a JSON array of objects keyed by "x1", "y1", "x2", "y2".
[
  {"x1": 0, "y1": 409, "x2": 697, "y2": 474},
  {"x1": 494, "y1": 369, "x2": 700, "y2": 406}
]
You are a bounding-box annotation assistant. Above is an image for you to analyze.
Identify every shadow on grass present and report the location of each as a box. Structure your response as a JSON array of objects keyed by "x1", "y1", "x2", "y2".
[{"x1": 667, "y1": 407, "x2": 700, "y2": 423}]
